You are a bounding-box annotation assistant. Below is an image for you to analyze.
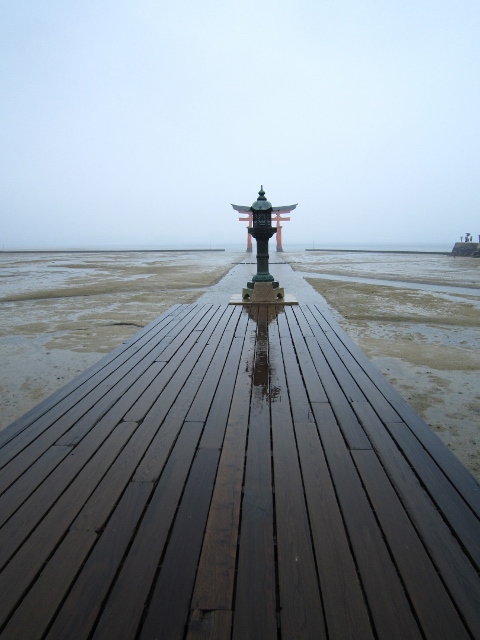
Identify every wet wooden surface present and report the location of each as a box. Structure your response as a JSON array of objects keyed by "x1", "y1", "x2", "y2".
[{"x1": 0, "y1": 303, "x2": 479, "y2": 640}]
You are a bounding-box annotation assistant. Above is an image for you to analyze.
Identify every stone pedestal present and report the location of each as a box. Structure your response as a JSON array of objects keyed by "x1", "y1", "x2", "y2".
[{"x1": 242, "y1": 282, "x2": 285, "y2": 302}]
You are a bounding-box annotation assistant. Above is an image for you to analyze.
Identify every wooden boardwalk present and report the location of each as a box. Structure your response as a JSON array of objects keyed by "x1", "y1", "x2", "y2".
[{"x1": 0, "y1": 302, "x2": 479, "y2": 639}]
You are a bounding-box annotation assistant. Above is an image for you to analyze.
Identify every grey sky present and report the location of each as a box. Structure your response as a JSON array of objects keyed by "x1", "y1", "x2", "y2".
[{"x1": 1, "y1": 0, "x2": 479, "y2": 248}]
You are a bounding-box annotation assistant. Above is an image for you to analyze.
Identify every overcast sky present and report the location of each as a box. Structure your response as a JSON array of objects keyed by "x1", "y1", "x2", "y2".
[{"x1": 1, "y1": 0, "x2": 479, "y2": 249}]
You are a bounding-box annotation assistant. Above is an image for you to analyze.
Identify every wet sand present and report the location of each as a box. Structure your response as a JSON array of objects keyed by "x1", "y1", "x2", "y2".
[
  {"x1": 285, "y1": 251, "x2": 480, "y2": 480},
  {"x1": 1, "y1": 249, "x2": 479, "y2": 480}
]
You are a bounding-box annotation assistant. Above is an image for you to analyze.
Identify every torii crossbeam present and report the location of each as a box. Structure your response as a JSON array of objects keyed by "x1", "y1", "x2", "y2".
[{"x1": 232, "y1": 202, "x2": 297, "y2": 251}]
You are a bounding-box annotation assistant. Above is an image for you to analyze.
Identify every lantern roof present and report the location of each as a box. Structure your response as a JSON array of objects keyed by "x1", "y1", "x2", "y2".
[
  {"x1": 251, "y1": 186, "x2": 272, "y2": 211},
  {"x1": 231, "y1": 186, "x2": 297, "y2": 213}
]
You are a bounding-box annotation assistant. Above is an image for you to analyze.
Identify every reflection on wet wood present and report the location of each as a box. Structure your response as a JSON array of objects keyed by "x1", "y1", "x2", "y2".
[{"x1": 0, "y1": 303, "x2": 478, "y2": 640}]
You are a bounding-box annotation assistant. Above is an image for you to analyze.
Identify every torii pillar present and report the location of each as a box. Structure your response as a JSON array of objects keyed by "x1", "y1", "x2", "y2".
[{"x1": 233, "y1": 203, "x2": 297, "y2": 251}]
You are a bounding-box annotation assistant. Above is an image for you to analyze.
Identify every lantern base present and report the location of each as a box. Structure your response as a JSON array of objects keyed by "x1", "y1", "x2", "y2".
[{"x1": 241, "y1": 282, "x2": 285, "y2": 303}]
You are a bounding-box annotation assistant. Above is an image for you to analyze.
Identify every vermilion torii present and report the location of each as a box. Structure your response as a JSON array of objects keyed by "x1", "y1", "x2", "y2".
[{"x1": 231, "y1": 193, "x2": 297, "y2": 252}]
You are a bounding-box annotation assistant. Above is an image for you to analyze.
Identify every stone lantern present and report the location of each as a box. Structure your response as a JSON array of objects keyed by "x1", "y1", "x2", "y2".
[{"x1": 232, "y1": 186, "x2": 296, "y2": 302}]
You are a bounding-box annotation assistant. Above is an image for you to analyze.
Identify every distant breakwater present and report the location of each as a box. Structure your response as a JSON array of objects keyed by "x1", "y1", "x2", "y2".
[
  {"x1": 451, "y1": 242, "x2": 480, "y2": 258},
  {"x1": 305, "y1": 249, "x2": 451, "y2": 256},
  {"x1": 1, "y1": 249, "x2": 226, "y2": 254}
]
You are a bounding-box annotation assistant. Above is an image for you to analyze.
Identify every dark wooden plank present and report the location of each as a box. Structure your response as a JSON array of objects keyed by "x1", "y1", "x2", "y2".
[
  {"x1": 232, "y1": 305, "x2": 277, "y2": 640},
  {"x1": 124, "y1": 305, "x2": 234, "y2": 421},
  {"x1": 295, "y1": 423, "x2": 374, "y2": 640},
  {"x1": 55, "y1": 360, "x2": 166, "y2": 446},
  {"x1": 139, "y1": 448, "x2": 220, "y2": 640},
  {"x1": 69, "y1": 421, "x2": 161, "y2": 533},
  {"x1": 280, "y1": 307, "x2": 328, "y2": 403},
  {"x1": 310, "y1": 304, "x2": 480, "y2": 513},
  {"x1": 153, "y1": 303, "x2": 217, "y2": 361},
  {"x1": 0, "y1": 445, "x2": 71, "y2": 528},
  {"x1": 0, "y1": 304, "x2": 184, "y2": 449},
  {"x1": 351, "y1": 400, "x2": 480, "y2": 638},
  {"x1": 301, "y1": 330, "x2": 371, "y2": 449},
  {"x1": 130, "y1": 308, "x2": 240, "y2": 483},
  {"x1": 0, "y1": 306, "x2": 202, "y2": 480},
  {"x1": 352, "y1": 449, "x2": 470, "y2": 640},
  {"x1": 0, "y1": 412, "x2": 136, "y2": 568},
  {"x1": 91, "y1": 421, "x2": 204, "y2": 640},
  {"x1": 309, "y1": 325, "x2": 366, "y2": 403},
  {"x1": 46, "y1": 482, "x2": 152, "y2": 640},
  {"x1": 184, "y1": 308, "x2": 241, "y2": 425},
  {"x1": 311, "y1": 402, "x2": 422, "y2": 639},
  {"x1": 197, "y1": 336, "x2": 245, "y2": 448},
  {"x1": 191, "y1": 313, "x2": 256, "y2": 611},
  {"x1": 268, "y1": 308, "x2": 326, "y2": 638},
  {"x1": 54, "y1": 306, "x2": 223, "y2": 448},
  {"x1": 275, "y1": 311, "x2": 316, "y2": 422},
  {"x1": 0, "y1": 530, "x2": 97, "y2": 640},
  {"x1": 392, "y1": 400, "x2": 480, "y2": 518},
  {"x1": 186, "y1": 610, "x2": 233, "y2": 640},
  {"x1": 0, "y1": 304, "x2": 191, "y2": 457},
  {"x1": 0, "y1": 422, "x2": 136, "y2": 627},
  {"x1": 303, "y1": 305, "x2": 402, "y2": 423},
  {"x1": 277, "y1": 310, "x2": 372, "y2": 638},
  {"x1": 384, "y1": 420, "x2": 480, "y2": 569}
]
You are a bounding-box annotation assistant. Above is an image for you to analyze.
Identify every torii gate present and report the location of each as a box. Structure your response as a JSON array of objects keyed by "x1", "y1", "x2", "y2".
[{"x1": 231, "y1": 203, "x2": 297, "y2": 251}]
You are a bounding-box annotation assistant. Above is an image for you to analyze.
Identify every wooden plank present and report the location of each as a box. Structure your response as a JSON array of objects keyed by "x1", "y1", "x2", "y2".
[
  {"x1": 52, "y1": 306, "x2": 218, "y2": 449},
  {"x1": 185, "y1": 308, "x2": 241, "y2": 425},
  {"x1": 352, "y1": 449, "x2": 470, "y2": 640},
  {"x1": 274, "y1": 311, "x2": 315, "y2": 422},
  {"x1": 124, "y1": 305, "x2": 234, "y2": 422},
  {"x1": 46, "y1": 482, "x2": 152, "y2": 640},
  {"x1": 0, "y1": 306, "x2": 202, "y2": 479},
  {"x1": 142, "y1": 310, "x2": 246, "y2": 637},
  {"x1": 0, "y1": 304, "x2": 184, "y2": 449},
  {"x1": 304, "y1": 305, "x2": 401, "y2": 422},
  {"x1": 310, "y1": 304, "x2": 480, "y2": 513},
  {"x1": 131, "y1": 308, "x2": 240, "y2": 483},
  {"x1": 0, "y1": 422, "x2": 136, "y2": 627},
  {"x1": 0, "y1": 304, "x2": 191, "y2": 456},
  {"x1": 0, "y1": 530, "x2": 97, "y2": 640},
  {"x1": 55, "y1": 360, "x2": 166, "y2": 446},
  {"x1": 311, "y1": 402, "x2": 422, "y2": 639},
  {"x1": 268, "y1": 308, "x2": 326, "y2": 639},
  {"x1": 309, "y1": 324, "x2": 366, "y2": 402},
  {"x1": 384, "y1": 420, "x2": 480, "y2": 569},
  {"x1": 0, "y1": 445, "x2": 71, "y2": 528},
  {"x1": 392, "y1": 400, "x2": 480, "y2": 518},
  {"x1": 154, "y1": 303, "x2": 217, "y2": 361},
  {"x1": 139, "y1": 448, "x2": 220, "y2": 640},
  {"x1": 281, "y1": 307, "x2": 328, "y2": 403},
  {"x1": 301, "y1": 331, "x2": 371, "y2": 450},
  {"x1": 232, "y1": 305, "x2": 277, "y2": 640},
  {"x1": 69, "y1": 421, "x2": 160, "y2": 532},
  {"x1": 186, "y1": 610, "x2": 232, "y2": 640},
  {"x1": 277, "y1": 309, "x2": 372, "y2": 638},
  {"x1": 191, "y1": 313, "x2": 256, "y2": 611},
  {"x1": 196, "y1": 336, "x2": 244, "y2": 448},
  {"x1": 351, "y1": 400, "x2": 480, "y2": 638},
  {"x1": 91, "y1": 421, "x2": 204, "y2": 640},
  {"x1": 295, "y1": 423, "x2": 374, "y2": 640}
]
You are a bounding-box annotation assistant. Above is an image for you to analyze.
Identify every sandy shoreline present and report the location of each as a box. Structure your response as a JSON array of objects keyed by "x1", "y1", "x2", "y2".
[{"x1": 1, "y1": 250, "x2": 479, "y2": 480}]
